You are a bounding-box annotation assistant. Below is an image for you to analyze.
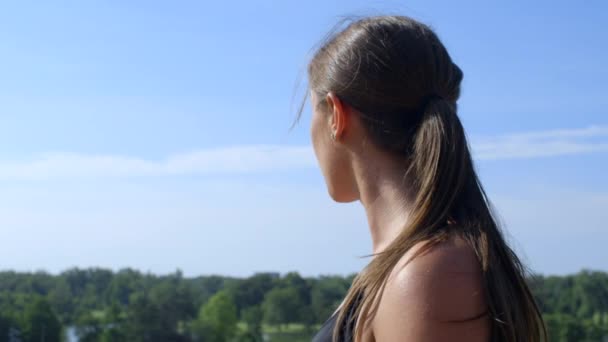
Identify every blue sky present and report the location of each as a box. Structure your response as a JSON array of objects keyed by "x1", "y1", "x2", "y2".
[{"x1": 0, "y1": 0, "x2": 606, "y2": 277}]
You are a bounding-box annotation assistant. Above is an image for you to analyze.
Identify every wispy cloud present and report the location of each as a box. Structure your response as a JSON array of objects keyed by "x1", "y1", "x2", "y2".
[
  {"x1": 472, "y1": 125, "x2": 608, "y2": 160},
  {"x1": 0, "y1": 145, "x2": 315, "y2": 181},
  {"x1": 0, "y1": 126, "x2": 606, "y2": 180}
]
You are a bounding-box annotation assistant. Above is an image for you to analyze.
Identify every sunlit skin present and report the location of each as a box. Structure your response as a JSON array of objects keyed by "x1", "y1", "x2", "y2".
[{"x1": 310, "y1": 91, "x2": 490, "y2": 341}]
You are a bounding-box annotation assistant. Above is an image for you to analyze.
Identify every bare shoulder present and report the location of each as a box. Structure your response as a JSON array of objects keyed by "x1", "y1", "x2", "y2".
[
  {"x1": 385, "y1": 234, "x2": 487, "y2": 321},
  {"x1": 373, "y1": 234, "x2": 490, "y2": 341}
]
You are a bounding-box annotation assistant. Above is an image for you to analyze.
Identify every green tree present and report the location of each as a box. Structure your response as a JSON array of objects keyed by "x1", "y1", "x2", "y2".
[
  {"x1": 262, "y1": 287, "x2": 302, "y2": 328},
  {"x1": 74, "y1": 311, "x2": 104, "y2": 342},
  {"x1": 47, "y1": 278, "x2": 74, "y2": 323},
  {"x1": 311, "y1": 276, "x2": 350, "y2": 324},
  {"x1": 74, "y1": 301, "x2": 127, "y2": 342},
  {"x1": 116, "y1": 272, "x2": 194, "y2": 342},
  {"x1": 281, "y1": 272, "x2": 314, "y2": 325},
  {"x1": 228, "y1": 273, "x2": 278, "y2": 317},
  {"x1": 122, "y1": 290, "x2": 177, "y2": 342},
  {"x1": 545, "y1": 313, "x2": 588, "y2": 342},
  {"x1": 148, "y1": 271, "x2": 196, "y2": 335},
  {"x1": 99, "y1": 301, "x2": 127, "y2": 342},
  {"x1": 191, "y1": 290, "x2": 238, "y2": 342},
  {"x1": 21, "y1": 298, "x2": 62, "y2": 342},
  {"x1": 241, "y1": 305, "x2": 263, "y2": 340},
  {"x1": 0, "y1": 313, "x2": 12, "y2": 342}
]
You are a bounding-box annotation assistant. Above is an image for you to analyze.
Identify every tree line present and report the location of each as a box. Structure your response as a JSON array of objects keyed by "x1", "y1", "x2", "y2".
[{"x1": 0, "y1": 268, "x2": 606, "y2": 341}]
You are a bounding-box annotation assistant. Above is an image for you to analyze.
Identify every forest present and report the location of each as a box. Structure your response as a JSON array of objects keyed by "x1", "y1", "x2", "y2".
[{"x1": 0, "y1": 268, "x2": 607, "y2": 342}]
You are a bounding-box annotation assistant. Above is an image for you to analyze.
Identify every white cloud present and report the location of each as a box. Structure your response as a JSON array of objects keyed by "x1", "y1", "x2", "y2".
[
  {"x1": 0, "y1": 125, "x2": 606, "y2": 180},
  {"x1": 472, "y1": 125, "x2": 608, "y2": 160},
  {"x1": 0, "y1": 145, "x2": 315, "y2": 181}
]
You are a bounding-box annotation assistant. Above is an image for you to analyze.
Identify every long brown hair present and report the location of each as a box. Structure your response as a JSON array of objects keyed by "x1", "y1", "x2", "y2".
[{"x1": 302, "y1": 16, "x2": 547, "y2": 342}]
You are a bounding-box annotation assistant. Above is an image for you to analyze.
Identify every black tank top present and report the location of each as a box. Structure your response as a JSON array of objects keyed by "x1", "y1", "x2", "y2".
[
  {"x1": 311, "y1": 312, "x2": 353, "y2": 342},
  {"x1": 311, "y1": 293, "x2": 361, "y2": 342}
]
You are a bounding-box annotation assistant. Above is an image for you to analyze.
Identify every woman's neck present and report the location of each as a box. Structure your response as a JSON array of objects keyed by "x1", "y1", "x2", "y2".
[{"x1": 353, "y1": 152, "x2": 414, "y2": 254}]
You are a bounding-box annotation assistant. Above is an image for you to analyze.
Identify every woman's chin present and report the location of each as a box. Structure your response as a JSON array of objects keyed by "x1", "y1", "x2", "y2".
[{"x1": 327, "y1": 187, "x2": 358, "y2": 203}]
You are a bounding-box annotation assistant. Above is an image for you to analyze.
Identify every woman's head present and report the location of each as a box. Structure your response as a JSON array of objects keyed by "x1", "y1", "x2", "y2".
[
  {"x1": 308, "y1": 15, "x2": 462, "y2": 123},
  {"x1": 304, "y1": 15, "x2": 546, "y2": 342},
  {"x1": 308, "y1": 16, "x2": 465, "y2": 204}
]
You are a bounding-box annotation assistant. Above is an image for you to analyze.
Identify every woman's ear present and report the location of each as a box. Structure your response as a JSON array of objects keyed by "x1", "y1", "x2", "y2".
[{"x1": 325, "y1": 92, "x2": 348, "y2": 141}]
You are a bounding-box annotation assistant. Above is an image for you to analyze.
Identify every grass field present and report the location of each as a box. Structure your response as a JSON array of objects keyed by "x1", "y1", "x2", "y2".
[
  {"x1": 266, "y1": 331, "x2": 311, "y2": 342},
  {"x1": 235, "y1": 322, "x2": 316, "y2": 341}
]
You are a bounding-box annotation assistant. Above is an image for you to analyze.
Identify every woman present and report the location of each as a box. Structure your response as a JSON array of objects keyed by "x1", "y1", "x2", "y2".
[{"x1": 304, "y1": 16, "x2": 547, "y2": 342}]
